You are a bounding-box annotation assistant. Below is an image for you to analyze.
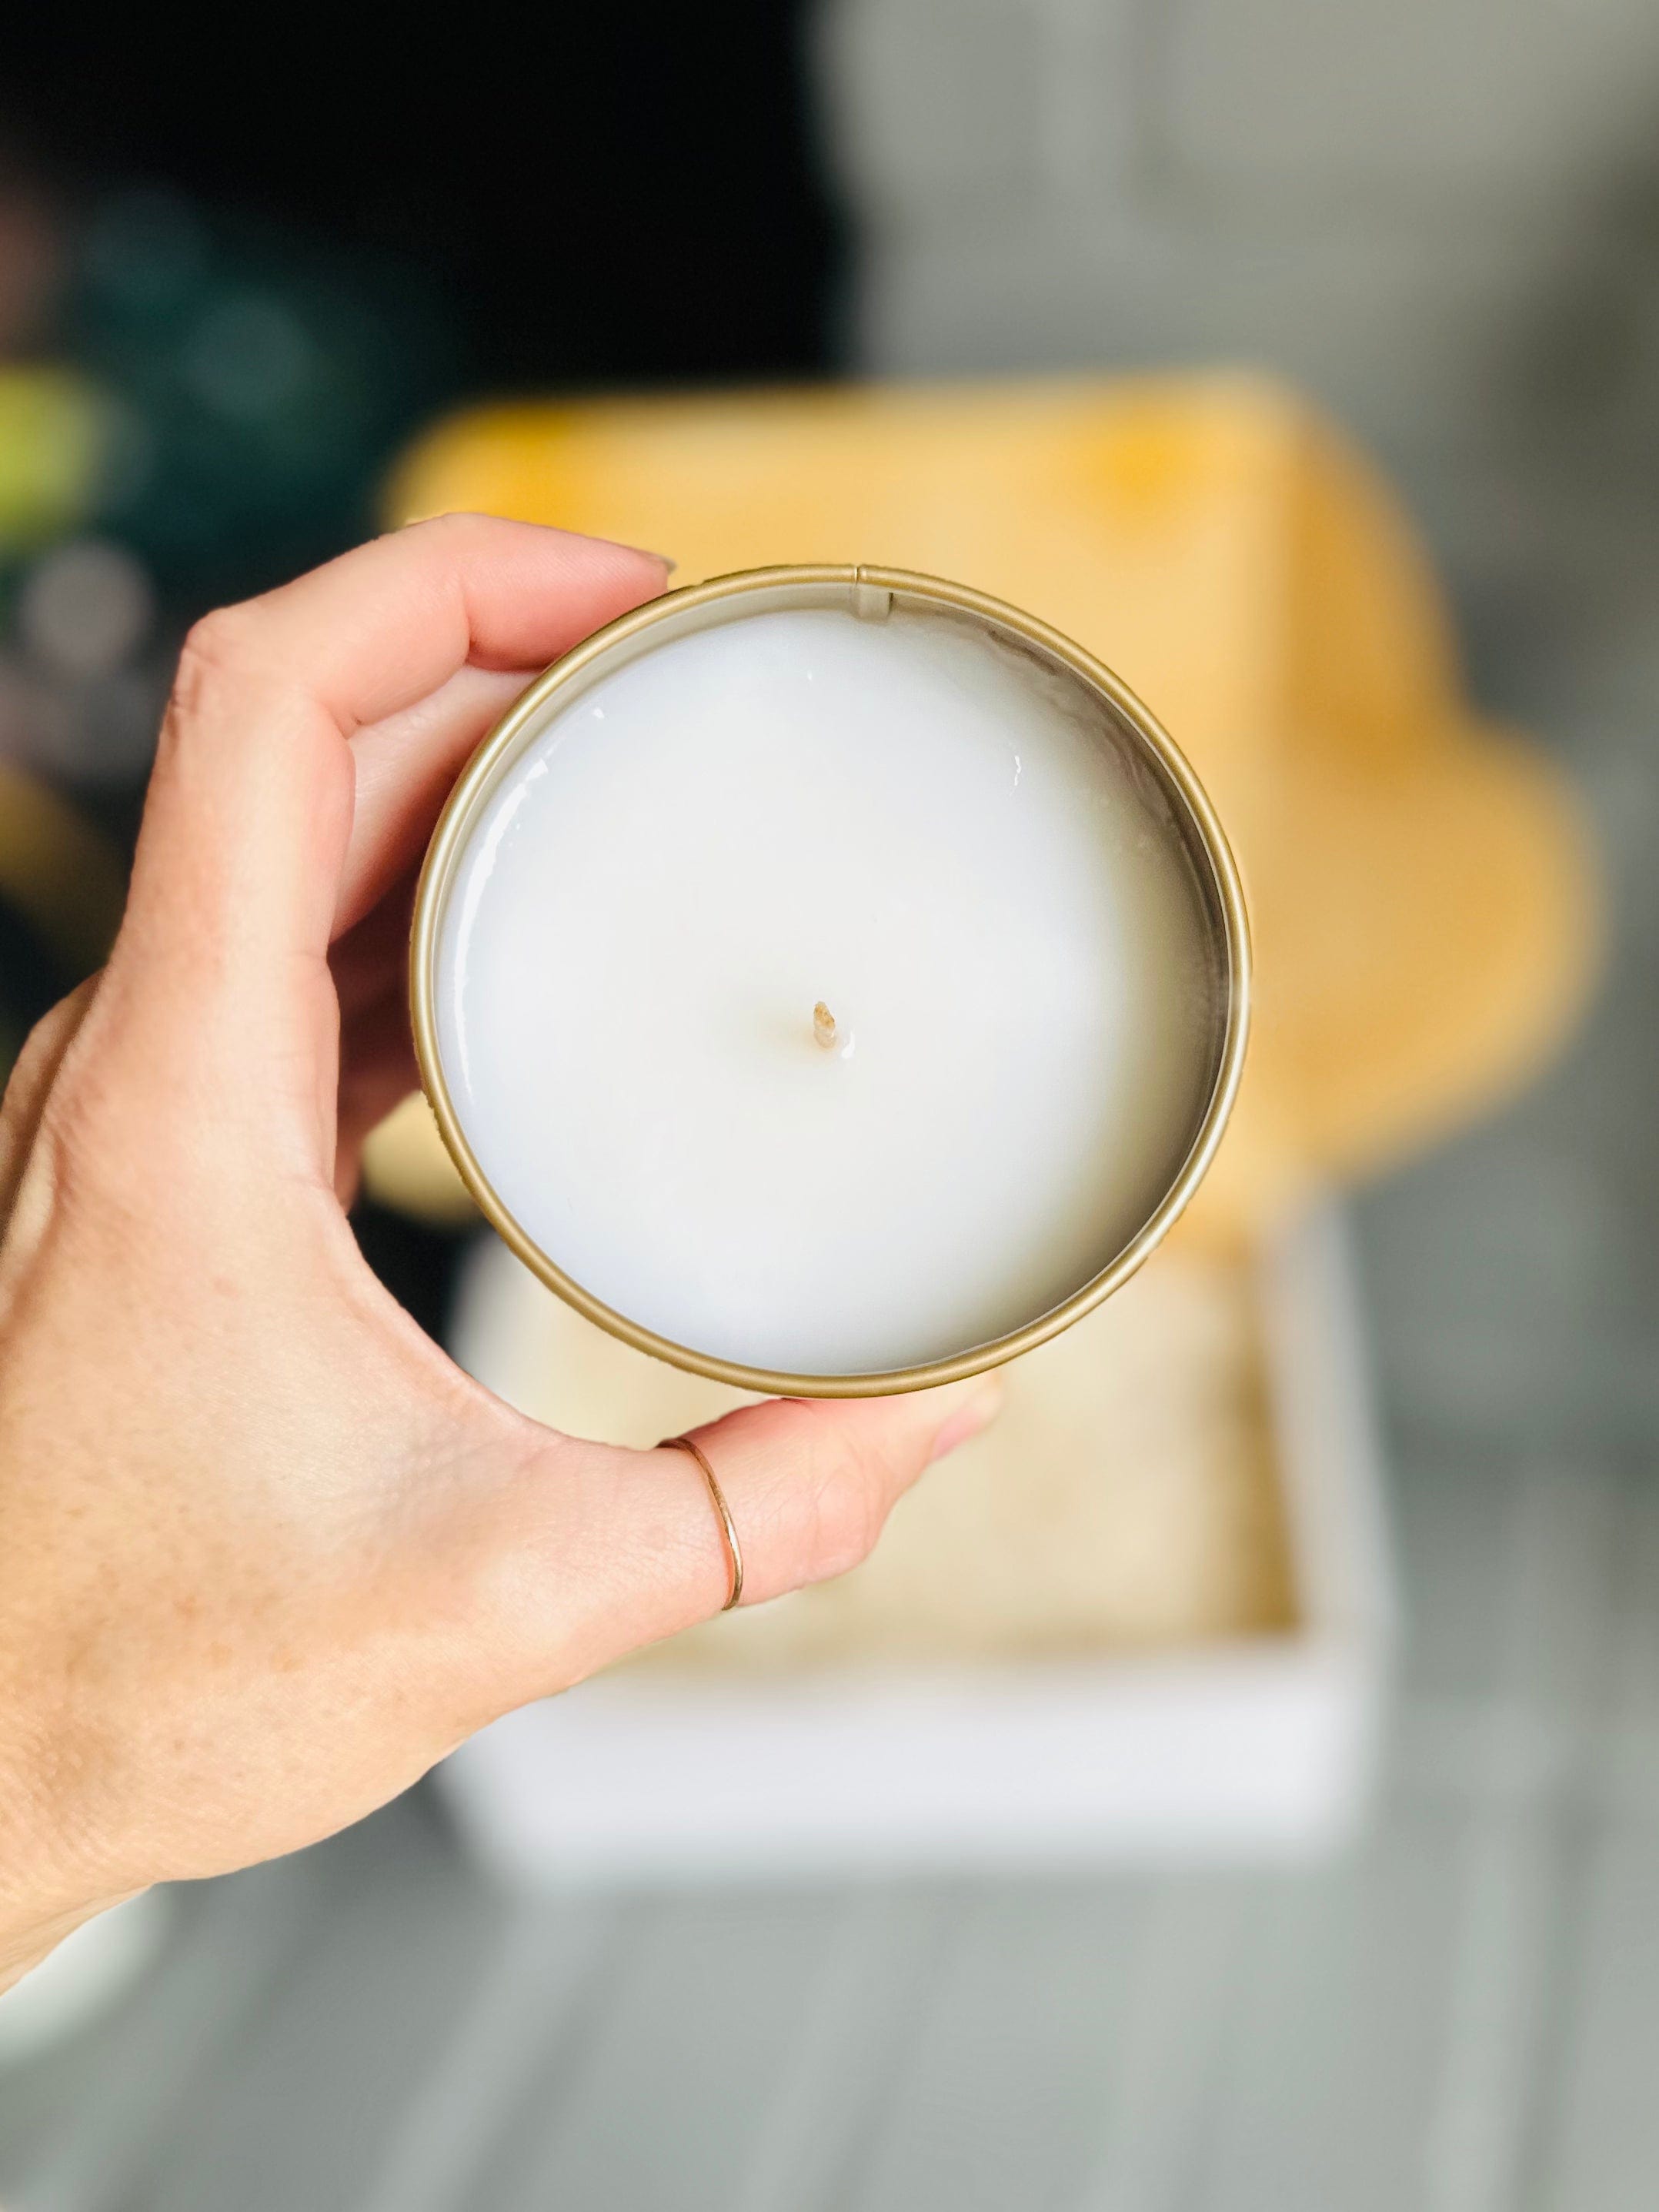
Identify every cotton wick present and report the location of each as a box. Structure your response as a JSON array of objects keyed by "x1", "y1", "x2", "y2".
[{"x1": 813, "y1": 1001, "x2": 839, "y2": 1051}]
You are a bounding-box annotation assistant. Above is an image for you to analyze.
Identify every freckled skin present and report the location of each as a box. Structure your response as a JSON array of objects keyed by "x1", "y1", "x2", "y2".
[{"x1": 0, "y1": 520, "x2": 1002, "y2": 1991}]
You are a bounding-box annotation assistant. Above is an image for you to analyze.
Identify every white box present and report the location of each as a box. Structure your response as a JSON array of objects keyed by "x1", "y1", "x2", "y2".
[{"x1": 437, "y1": 1203, "x2": 1395, "y2": 1882}]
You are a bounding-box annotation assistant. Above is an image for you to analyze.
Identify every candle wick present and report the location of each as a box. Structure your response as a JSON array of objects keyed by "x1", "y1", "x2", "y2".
[{"x1": 813, "y1": 1001, "x2": 838, "y2": 1051}]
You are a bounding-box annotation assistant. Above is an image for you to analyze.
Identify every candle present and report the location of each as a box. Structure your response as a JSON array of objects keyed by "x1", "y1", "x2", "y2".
[{"x1": 414, "y1": 568, "x2": 1247, "y2": 1391}]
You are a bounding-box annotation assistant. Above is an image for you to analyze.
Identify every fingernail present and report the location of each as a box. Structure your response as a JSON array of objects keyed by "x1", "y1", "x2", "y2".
[
  {"x1": 626, "y1": 544, "x2": 676, "y2": 573},
  {"x1": 928, "y1": 1378, "x2": 1005, "y2": 1465}
]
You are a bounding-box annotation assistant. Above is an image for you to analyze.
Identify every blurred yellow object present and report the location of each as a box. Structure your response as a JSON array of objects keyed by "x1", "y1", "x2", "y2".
[
  {"x1": 359, "y1": 1090, "x2": 480, "y2": 1225},
  {"x1": 0, "y1": 367, "x2": 112, "y2": 553},
  {"x1": 376, "y1": 376, "x2": 1597, "y2": 1243},
  {"x1": 0, "y1": 764, "x2": 127, "y2": 975}
]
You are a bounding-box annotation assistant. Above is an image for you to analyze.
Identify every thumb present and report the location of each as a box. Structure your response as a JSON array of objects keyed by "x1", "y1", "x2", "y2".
[{"x1": 482, "y1": 1376, "x2": 1006, "y2": 1703}]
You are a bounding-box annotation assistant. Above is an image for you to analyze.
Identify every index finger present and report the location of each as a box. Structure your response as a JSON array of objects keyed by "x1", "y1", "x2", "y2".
[{"x1": 115, "y1": 516, "x2": 669, "y2": 1044}]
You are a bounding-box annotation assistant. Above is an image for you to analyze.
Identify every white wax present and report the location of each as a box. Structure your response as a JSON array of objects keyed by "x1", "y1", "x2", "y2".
[{"x1": 436, "y1": 606, "x2": 1217, "y2": 1376}]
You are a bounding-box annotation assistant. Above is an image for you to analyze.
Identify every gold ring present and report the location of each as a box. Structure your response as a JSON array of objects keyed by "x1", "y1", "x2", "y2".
[{"x1": 663, "y1": 1435, "x2": 744, "y2": 1611}]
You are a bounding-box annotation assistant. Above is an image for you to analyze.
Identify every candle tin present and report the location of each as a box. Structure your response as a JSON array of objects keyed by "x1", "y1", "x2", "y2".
[{"x1": 409, "y1": 563, "x2": 1250, "y2": 1398}]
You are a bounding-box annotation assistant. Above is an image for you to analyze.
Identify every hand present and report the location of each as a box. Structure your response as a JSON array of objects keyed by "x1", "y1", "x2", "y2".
[{"x1": 0, "y1": 517, "x2": 1002, "y2": 1987}]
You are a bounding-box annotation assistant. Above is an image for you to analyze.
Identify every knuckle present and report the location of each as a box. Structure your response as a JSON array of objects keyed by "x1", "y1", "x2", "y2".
[
  {"x1": 0, "y1": 982, "x2": 98, "y2": 1163},
  {"x1": 36, "y1": 1054, "x2": 129, "y2": 1195},
  {"x1": 4, "y1": 994, "x2": 81, "y2": 1110},
  {"x1": 169, "y1": 603, "x2": 269, "y2": 724},
  {"x1": 384, "y1": 511, "x2": 496, "y2": 574},
  {"x1": 25, "y1": 1001, "x2": 184, "y2": 1228},
  {"x1": 799, "y1": 1420, "x2": 894, "y2": 1583},
  {"x1": 400, "y1": 510, "x2": 491, "y2": 548},
  {"x1": 179, "y1": 601, "x2": 260, "y2": 674}
]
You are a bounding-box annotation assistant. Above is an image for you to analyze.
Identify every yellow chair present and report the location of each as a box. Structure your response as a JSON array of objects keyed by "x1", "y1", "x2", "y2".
[{"x1": 369, "y1": 376, "x2": 1597, "y2": 1246}]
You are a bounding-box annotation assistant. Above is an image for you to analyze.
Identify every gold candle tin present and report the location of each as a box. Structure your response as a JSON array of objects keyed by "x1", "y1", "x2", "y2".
[{"x1": 409, "y1": 563, "x2": 1250, "y2": 1398}]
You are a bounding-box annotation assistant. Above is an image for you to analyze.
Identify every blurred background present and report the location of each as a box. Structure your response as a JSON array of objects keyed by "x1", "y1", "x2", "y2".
[{"x1": 0, "y1": 1, "x2": 1654, "y2": 2205}]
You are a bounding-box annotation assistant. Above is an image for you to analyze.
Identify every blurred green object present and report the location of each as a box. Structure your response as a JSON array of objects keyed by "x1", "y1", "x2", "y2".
[
  {"x1": 0, "y1": 366, "x2": 112, "y2": 554},
  {"x1": 0, "y1": 185, "x2": 460, "y2": 810},
  {"x1": 59, "y1": 189, "x2": 460, "y2": 610}
]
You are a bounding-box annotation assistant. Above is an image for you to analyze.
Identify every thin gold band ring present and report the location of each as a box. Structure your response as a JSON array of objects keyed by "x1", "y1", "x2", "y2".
[{"x1": 663, "y1": 1435, "x2": 744, "y2": 1611}]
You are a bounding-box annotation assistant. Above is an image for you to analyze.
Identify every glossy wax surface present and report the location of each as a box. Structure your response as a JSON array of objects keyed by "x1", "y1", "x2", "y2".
[{"x1": 436, "y1": 605, "x2": 1217, "y2": 1376}]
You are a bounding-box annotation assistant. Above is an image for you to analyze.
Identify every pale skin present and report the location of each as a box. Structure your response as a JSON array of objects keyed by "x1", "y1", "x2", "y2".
[{"x1": 0, "y1": 516, "x2": 1002, "y2": 1992}]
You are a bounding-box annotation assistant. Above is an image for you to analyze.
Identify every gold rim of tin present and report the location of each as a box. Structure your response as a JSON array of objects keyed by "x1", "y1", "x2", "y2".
[{"x1": 409, "y1": 563, "x2": 1251, "y2": 1398}]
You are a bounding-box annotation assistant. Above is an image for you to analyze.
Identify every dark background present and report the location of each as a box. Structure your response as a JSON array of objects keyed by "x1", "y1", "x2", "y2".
[{"x1": 0, "y1": 5, "x2": 843, "y2": 399}]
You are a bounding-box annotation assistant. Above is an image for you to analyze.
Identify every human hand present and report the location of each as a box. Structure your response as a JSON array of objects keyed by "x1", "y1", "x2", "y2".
[{"x1": 0, "y1": 517, "x2": 1002, "y2": 1986}]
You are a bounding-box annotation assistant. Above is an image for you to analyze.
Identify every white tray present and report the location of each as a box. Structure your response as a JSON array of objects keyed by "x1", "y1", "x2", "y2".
[{"x1": 437, "y1": 1204, "x2": 1395, "y2": 1881}]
